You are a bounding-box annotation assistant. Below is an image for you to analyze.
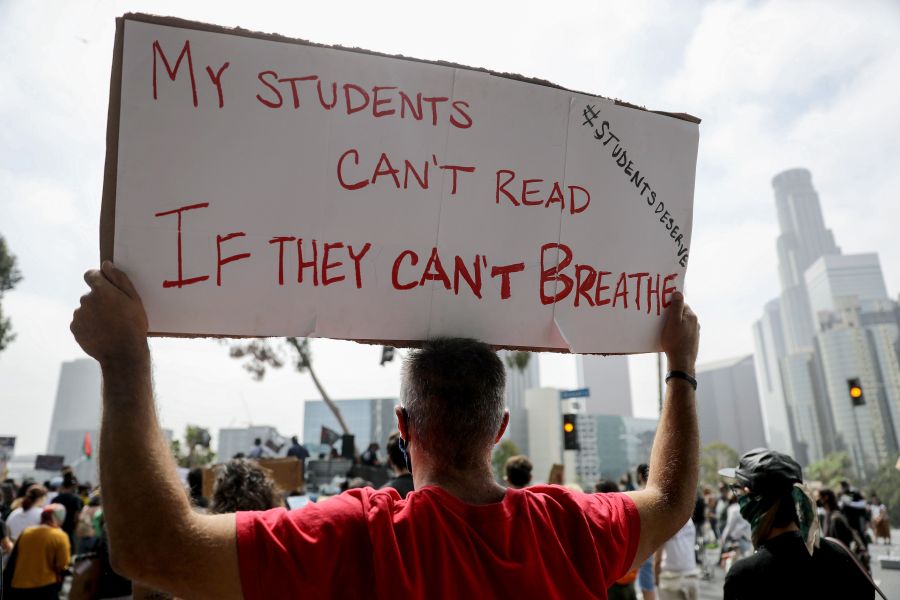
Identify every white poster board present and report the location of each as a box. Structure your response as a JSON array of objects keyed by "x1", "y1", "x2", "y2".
[{"x1": 104, "y1": 14, "x2": 699, "y2": 353}]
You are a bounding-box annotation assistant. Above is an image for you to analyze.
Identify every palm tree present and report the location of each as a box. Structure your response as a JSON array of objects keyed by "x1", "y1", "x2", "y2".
[
  {"x1": 229, "y1": 337, "x2": 351, "y2": 435},
  {"x1": 504, "y1": 351, "x2": 531, "y2": 373}
]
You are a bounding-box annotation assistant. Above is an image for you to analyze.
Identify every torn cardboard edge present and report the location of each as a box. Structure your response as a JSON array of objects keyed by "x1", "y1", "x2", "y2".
[{"x1": 99, "y1": 12, "x2": 691, "y2": 353}]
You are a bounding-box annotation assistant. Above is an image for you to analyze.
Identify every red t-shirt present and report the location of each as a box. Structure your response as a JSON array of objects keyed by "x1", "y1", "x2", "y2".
[{"x1": 236, "y1": 485, "x2": 640, "y2": 599}]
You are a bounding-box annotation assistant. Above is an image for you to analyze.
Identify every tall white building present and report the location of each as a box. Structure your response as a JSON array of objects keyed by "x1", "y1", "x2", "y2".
[
  {"x1": 575, "y1": 355, "x2": 632, "y2": 416},
  {"x1": 752, "y1": 300, "x2": 795, "y2": 455},
  {"x1": 806, "y1": 254, "x2": 889, "y2": 317},
  {"x1": 695, "y1": 356, "x2": 767, "y2": 454},
  {"x1": 498, "y1": 350, "x2": 539, "y2": 410},
  {"x1": 753, "y1": 168, "x2": 842, "y2": 465},
  {"x1": 46, "y1": 359, "x2": 102, "y2": 484},
  {"x1": 807, "y1": 253, "x2": 900, "y2": 476},
  {"x1": 217, "y1": 426, "x2": 285, "y2": 461},
  {"x1": 773, "y1": 168, "x2": 841, "y2": 352},
  {"x1": 497, "y1": 350, "x2": 539, "y2": 456},
  {"x1": 302, "y1": 398, "x2": 398, "y2": 456},
  {"x1": 754, "y1": 167, "x2": 900, "y2": 478},
  {"x1": 525, "y1": 388, "x2": 562, "y2": 484},
  {"x1": 778, "y1": 350, "x2": 829, "y2": 464}
]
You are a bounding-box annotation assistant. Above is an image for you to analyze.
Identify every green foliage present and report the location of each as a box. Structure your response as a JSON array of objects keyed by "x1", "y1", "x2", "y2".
[
  {"x1": 864, "y1": 459, "x2": 900, "y2": 527},
  {"x1": 504, "y1": 351, "x2": 532, "y2": 373},
  {"x1": 492, "y1": 439, "x2": 521, "y2": 481},
  {"x1": 806, "y1": 451, "x2": 852, "y2": 489},
  {"x1": 700, "y1": 442, "x2": 739, "y2": 488},
  {"x1": 172, "y1": 425, "x2": 215, "y2": 468},
  {"x1": 0, "y1": 235, "x2": 23, "y2": 352}
]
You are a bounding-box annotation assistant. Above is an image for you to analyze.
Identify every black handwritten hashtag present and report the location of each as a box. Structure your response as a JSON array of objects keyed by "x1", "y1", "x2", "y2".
[{"x1": 582, "y1": 104, "x2": 601, "y2": 127}]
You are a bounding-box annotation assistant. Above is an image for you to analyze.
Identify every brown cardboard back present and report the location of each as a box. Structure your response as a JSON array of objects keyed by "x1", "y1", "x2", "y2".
[{"x1": 201, "y1": 456, "x2": 304, "y2": 503}]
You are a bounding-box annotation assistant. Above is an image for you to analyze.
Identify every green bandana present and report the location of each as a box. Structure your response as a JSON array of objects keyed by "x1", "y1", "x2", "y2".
[{"x1": 738, "y1": 493, "x2": 775, "y2": 529}]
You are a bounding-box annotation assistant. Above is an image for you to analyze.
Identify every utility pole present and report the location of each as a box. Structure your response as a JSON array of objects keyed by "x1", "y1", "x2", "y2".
[{"x1": 657, "y1": 352, "x2": 664, "y2": 414}]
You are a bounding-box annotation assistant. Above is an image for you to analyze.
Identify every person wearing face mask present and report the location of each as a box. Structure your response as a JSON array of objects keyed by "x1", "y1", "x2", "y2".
[{"x1": 719, "y1": 449, "x2": 879, "y2": 600}]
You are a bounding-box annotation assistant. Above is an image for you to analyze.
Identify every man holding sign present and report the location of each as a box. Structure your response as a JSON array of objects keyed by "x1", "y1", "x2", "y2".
[{"x1": 71, "y1": 260, "x2": 699, "y2": 599}]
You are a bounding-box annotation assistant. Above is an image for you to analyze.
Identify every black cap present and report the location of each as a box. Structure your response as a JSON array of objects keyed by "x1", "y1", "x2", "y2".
[{"x1": 719, "y1": 448, "x2": 802, "y2": 496}]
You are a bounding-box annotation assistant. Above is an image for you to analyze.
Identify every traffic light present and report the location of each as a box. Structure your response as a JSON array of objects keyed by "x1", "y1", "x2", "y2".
[
  {"x1": 563, "y1": 414, "x2": 579, "y2": 450},
  {"x1": 847, "y1": 378, "x2": 865, "y2": 406}
]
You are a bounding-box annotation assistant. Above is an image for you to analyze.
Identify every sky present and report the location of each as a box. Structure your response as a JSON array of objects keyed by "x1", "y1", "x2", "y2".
[{"x1": 2, "y1": 0, "x2": 900, "y2": 455}]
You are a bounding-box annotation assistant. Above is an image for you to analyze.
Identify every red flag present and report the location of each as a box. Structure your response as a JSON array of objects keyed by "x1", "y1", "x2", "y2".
[{"x1": 83, "y1": 431, "x2": 93, "y2": 459}]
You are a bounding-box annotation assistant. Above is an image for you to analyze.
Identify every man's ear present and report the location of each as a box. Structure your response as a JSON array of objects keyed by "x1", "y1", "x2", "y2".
[
  {"x1": 395, "y1": 406, "x2": 409, "y2": 441},
  {"x1": 494, "y1": 410, "x2": 510, "y2": 443}
]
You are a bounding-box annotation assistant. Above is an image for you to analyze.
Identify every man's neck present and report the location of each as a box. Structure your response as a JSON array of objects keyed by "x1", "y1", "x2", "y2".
[{"x1": 412, "y1": 455, "x2": 506, "y2": 505}]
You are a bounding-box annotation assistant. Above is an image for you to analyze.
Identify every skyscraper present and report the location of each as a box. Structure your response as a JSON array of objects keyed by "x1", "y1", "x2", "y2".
[
  {"x1": 753, "y1": 169, "x2": 841, "y2": 464},
  {"x1": 46, "y1": 359, "x2": 101, "y2": 483},
  {"x1": 752, "y1": 299, "x2": 795, "y2": 455},
  {"x1": 498, "y1": 350, "x2": 539, "y2": 411},
  {"x1": 575, "y1": 355, "x2": 633, "y2": 416},
  {"x1": 302, "y1": 398, "x2": 397, "y2": 454},
  {"x1": 695, "y1": 356, "x2": 767, "y2": 454},
  {"x1": 773, "y1": 168, "x2": 841, "y2": 352},
  {"x1": 808, "y1": 254, "x2": 900, "y2": 475},
  {"x1": 753, "y1": 168, "x2": 900, "y2": 476},
  {"x1": 496, "y1": 350, "x2": 539, "y2": 456}
]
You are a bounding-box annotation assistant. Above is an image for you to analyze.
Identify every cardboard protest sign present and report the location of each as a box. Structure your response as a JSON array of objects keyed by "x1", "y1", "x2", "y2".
[
  {"x1": 103, "y1": 14, "x2": 699, "y2": 353},
  {"x1": 202, "y1": 457, "x2": 304, "y2": 498}
]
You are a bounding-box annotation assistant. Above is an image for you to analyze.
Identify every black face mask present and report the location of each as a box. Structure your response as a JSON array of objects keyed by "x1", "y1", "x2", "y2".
[{"x1": 399, "y1": 408, "x2": 412, "y2": 474}]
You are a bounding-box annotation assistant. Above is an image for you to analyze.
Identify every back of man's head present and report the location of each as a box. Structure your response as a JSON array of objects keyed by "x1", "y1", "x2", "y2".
[
  {"x1": 636, "y1": 463, "x2": 649, "y2": 487},
  {"x1": 61, "y1": 472, "x2": 78, "y2": 491},
  {"x1": 505, "y1": 455, "x2": 533, "y2": 488},
  {"x1": 254, "y1": 437, "x2": 262, "y2": 446},
  {"x1": 291, "y1": 436, "x2": 299, "y2": 444},
  {"x1": 401, "y1": 337, "x2": 505, "y2": 468},
  {"x1": 41, "y1": 503, "x2": 66, "y2": 527}
]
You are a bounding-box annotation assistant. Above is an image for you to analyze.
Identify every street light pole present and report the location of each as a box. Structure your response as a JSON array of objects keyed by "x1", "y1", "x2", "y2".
[{"x1": 657, "y1": 352, "x2": 664, "y2": 414}]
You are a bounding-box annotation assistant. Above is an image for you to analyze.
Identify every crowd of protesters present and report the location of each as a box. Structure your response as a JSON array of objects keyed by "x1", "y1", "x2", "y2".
[{"x1": 2, "y1": 433, "x2": 893, "y2": 599}]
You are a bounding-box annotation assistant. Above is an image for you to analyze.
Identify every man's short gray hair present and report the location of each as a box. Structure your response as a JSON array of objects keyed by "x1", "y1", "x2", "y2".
[{"x1": 400, "y1": 337, "x2": 506, "y2": 468}]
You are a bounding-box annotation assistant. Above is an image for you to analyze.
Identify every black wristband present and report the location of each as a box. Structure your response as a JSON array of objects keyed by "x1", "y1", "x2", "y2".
[{"x1": 665, "y1": 370, "x2": 697, "y2": 390}]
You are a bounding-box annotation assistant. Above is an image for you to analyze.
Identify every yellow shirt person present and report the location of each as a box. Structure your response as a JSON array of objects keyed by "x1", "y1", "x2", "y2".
[{"x1": 11, "y1": 505, "x2": 71, "y2": 591}]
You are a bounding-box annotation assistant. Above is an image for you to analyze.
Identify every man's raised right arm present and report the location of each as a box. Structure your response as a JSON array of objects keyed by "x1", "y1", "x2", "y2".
[{"x1": 625, "y1": 292, "x2": 700, "y2": 569}]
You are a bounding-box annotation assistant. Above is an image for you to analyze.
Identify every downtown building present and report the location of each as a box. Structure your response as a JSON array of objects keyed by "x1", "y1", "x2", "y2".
[
  {"x1": 302, "y1": 397, "x2": 397, "y2": 458},
  {"x1": 46, "y1": 359, "x2": 102, "y2": 484},
  {"x1": 752, "y1": 169, "x2": 900, "y2": 477},
  {"x1": 695, "y1": 356, "x2": 767, "y2": 454},
  {"x1": 497, "y1": 350, "x2": 540, "y2": 457}
]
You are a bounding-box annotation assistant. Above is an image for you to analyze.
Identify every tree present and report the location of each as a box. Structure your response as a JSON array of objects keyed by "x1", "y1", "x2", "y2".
[
  {"x1": 866, "y1": 459, "x2": 900, "y2": 527},
  {"x1": 0, "y1": 235, "x2": 23, "y2": 353},
  {"x1": 171, "y1": 425, "x2": 215, "y2": 468},
  {"x1": 700, "y1": 442, "x2": 739, "y2": 489},
  {"x1": 806, "y1": 451, "x2": 852, "y2": 489},
  {"x1": 504, "y1": 351, "x2": 531, "y2": 373},
  {"x1": 491, "y1": 439, "x2": 520, "y2": 482},
  {"x1": 229, "y1": 337, "x2": 351, "y2": 435}
]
